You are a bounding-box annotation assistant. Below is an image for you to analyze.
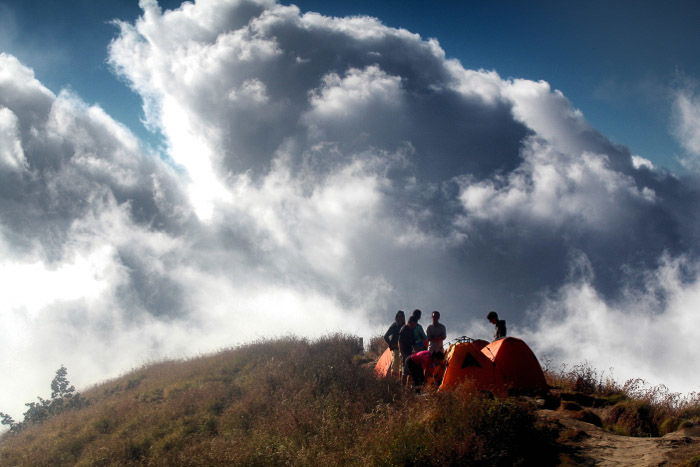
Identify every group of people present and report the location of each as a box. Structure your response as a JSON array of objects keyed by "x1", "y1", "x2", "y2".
[{"x1": 383, "y1": 309, "x2": 507, "y2": 389}]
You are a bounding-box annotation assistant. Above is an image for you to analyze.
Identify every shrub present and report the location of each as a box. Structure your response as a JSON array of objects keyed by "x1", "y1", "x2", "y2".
[
  {"x1": 604, "y1": 400, "x2": 658, "y2": 436},
  {"x1": 367, "y1": 334, "x2": 388, "y2": 359}
]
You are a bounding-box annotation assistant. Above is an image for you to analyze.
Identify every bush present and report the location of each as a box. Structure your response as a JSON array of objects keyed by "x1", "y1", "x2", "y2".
[
  {"x1": 367, "y1": 334, "x2": 388, "y2": 359},
  {"x1": 604, "y1": 400, "x2": 658, "y2": 436}
]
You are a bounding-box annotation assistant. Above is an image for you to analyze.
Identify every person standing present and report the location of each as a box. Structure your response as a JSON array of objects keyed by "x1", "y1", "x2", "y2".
[
  {"x1": 426, "y1": 310, "x2": 447, "y2": 354},
  {"x1": 411, "y1": 309, "x2": 428, "y2": 352},
  {"x1": 487, "y1": 310, "x2": 506, "y2": 340},
  {"x1": 398, "y1": 316, "x2": 418, "y2": 384},
  {"x1": 383, "y1": 310, "x2": 405, "y2": 377}
]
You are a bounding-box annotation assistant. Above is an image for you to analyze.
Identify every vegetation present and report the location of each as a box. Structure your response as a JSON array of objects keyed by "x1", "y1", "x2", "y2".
[
  {"x1": 2, "y1": 336, "x2": 700, "y2": 465},
  {"x1": 0, "y1": 334, "x2": 556, "y2": 466},
  {"x1": 545, "y1": 362, "x2": 700, "y2": 437},
  {"x1": 0, "y1": 366, "x2": 86, "y2": 433}
]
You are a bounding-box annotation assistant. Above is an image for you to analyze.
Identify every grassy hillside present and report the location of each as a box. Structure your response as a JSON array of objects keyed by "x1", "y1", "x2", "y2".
[
  {"x1": 4, "y1": 334, "x2": 700, "y2": 466},
  {"x1": 0, "y1": 335, "x2": 557, "y2": 466}
]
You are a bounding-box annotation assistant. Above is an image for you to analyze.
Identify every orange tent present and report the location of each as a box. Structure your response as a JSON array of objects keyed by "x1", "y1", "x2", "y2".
[
  {"x1": 472, "y1": 339, "x2": 489, "y2": 350},
  {"x1": 438, "y1": 337, "x2": 547, "y2": 395},
  {"x1": 440, "y1": 342, "x2": 503, "y2": 392},
  {"x1": 374, "y1": 347, "x2": 393, "y2": 378},
  {"x1": 481, "y1": 337, "x2": 548, "y2": 394}
]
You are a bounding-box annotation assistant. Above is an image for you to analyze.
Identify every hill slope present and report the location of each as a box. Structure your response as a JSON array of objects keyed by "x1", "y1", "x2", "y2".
[
  {"x1": 1, "y1": 335, "x2": 560, "y2": 465},
  {"x1": 1, "y1": 334, "x2": 699, "y2": 466}
]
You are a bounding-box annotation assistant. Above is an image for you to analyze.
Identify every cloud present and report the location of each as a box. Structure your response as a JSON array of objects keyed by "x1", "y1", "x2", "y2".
[
  {"x1": 673, "y1": 84, "x2": 700, "y2": 157},
  {"x1": 522, "y1": 254, "x2": 700, "y2": 393},
  {"x1": 3, "y1": 0, "x2": 700, "y2": 417},
  {"x1": 105, "y1": 0, "x2": 700, "y2": 393},
  {"x1": 0, "y1": 52, "x2": 194, "y2": 415}
]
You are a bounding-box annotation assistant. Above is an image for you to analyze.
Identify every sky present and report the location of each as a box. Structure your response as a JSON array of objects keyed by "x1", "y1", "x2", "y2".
[{"x1": 1, "y1": 0, "x2": 700, "y2": 418}]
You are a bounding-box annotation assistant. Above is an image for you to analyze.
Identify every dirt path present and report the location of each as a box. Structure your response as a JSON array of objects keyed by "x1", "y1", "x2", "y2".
[{"x1": 538, "y1": 409, "x2": 700, "y2": 466}]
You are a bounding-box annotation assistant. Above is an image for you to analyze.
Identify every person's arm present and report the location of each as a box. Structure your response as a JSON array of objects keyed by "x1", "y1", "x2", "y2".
[
  {"x1": 426, "y1": 325, "x2": 433, "y2": 343},
  {"x1": 418, "y1": 326, "x2": 428, "y2": 348}
]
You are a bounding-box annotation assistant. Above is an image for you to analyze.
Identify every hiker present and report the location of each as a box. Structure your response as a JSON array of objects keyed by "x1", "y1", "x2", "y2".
[
  {"x1": 404, "y1": 349, "x2": 445, "y2": 390},
  {"x1": 383, "y1": 310, "x2": 405, "y2": 377},
  {"x1": 426, "y1": 310, "x2": 446, "y2": 354},
  {"x1": 398, "y1": 316, "x2": 418, "y2": 384},
  {"x1": 411, "y1": 309, "x2": 428, "y2": 352},
  {"x1": 487, "y1": 310, "x2": 506, "y2": 340}
]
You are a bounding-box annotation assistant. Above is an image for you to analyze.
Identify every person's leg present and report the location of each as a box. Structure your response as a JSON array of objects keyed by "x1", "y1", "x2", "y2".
[
  {"x1": 408, "y1": 359, "x2": 424, "y2": 388},
  {"x1": 401, "y1": 353, "x2": 410, "y2": 386},
  {"x1": 391, "y1": 349, "x2": 401, "y2": 377}
]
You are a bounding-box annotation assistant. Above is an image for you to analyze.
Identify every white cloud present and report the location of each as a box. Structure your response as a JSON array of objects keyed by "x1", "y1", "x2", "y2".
[
  {"x1": 523, "y1": 254, "x2": 700, "y2": 393},
  {"x1": 673, "y1": 85, "x2": 700, "y2": 156},
  {"x1": 631, "y1": 154, "x2": 655, "y2": 170},
  {"x1": 308, "y1": 66, "x2": 402, "y2": 117},
  {"x1": 0, "y1": 106, "x2": 25, "y2": 169},
  {"x1": 457, "y1": 138, "x2": 656, "y2": 230}
]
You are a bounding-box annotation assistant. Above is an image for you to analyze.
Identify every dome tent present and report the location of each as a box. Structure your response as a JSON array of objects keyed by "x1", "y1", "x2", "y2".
[
  {"x1": 440, "y1": 341, "x2": 502, "y2": 392},
  {"x1": 438, "y1": 337, "x2": 547, "y2": 395},
  {"x1": 480, "y1": 337, "x2": 548, "y2": 394},
  {"x1": 374, "y1": 337, "x2": 547, "y2": 396},
  {"x1": 374, "y1": 347, "x2": 393, "y2": 378}
]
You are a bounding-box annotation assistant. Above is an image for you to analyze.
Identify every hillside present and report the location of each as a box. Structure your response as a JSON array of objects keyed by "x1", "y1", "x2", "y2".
[{"x1": 1, "y1": 335, "x2": 699, "y2": 466}]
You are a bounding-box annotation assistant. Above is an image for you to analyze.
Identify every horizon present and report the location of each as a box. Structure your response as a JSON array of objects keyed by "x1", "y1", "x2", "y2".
[{"x1": 1, "y1": 0, "x2": 700, "y2": 418}]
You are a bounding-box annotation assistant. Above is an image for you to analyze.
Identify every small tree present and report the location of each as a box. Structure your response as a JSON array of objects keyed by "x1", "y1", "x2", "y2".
[
  {"x1": 0, "y1": 412, "x2": 19, "y2": 433},
  {"x1": 0, "y1": 366, "x2": 87, "y2": 433}
]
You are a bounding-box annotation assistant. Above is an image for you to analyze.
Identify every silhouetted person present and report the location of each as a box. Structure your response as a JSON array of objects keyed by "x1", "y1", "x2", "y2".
[
  {"x1": 426, "y1": 310, "x2": 446, "y2": 354},
  {"x1": 399, "y1": 316, "x2": 418, "y2": 384},
  {"x1": 411, "y1": 309, "x2": 428, "y2": 352},
  {"x1": 383, "y1": 310, "x2": 405, "y2": 377},
  {"x1": 487, "y1": 310, "x2": 506, "y2": 340},
  {"x1": 405, "y1": 350, "x2": 445, "y2": 390}
]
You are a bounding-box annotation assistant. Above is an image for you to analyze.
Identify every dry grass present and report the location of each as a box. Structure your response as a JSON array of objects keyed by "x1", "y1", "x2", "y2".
[
  {"x1": 0, "y1": 334, "x2": 556, "y2": 466},
  {"x1": 545, "y1": 361, "x2": 700, "y2": 437}
]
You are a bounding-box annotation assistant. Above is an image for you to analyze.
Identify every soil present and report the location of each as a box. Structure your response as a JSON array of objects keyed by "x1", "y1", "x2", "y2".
[{"x1": 538, "y1": 409, "x2": 700, "y2": 466}]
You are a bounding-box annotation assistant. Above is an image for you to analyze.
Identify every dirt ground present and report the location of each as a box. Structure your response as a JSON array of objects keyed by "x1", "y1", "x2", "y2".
[{"x1": 538, "y1": 409, "x2": 700, "y2": 466}]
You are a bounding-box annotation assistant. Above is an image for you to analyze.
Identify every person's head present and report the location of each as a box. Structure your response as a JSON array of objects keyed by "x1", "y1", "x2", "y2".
[
  {"x1": 432, "y1": 310, "x2": 440, "y2": 324},
  {"x1": 432, "y1": 351, "x2": 444, "y2": 361},
  {"x1": 395, "y1": 310, "x2": 405, "y2": 324},
  {"x1": 487, "y1": 311, "x2": 498, "y2": 324},
  {"x1": 407, "y1": 315, "x2": 418, "y2": 327},
  {"x1": 412, "y1": 309, "x2": 422, "y2": 320}
]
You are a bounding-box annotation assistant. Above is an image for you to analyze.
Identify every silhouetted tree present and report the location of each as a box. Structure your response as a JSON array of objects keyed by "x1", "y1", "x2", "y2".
[{"x1": 0, "y1": 366, "x2": 87, "y2": 433}]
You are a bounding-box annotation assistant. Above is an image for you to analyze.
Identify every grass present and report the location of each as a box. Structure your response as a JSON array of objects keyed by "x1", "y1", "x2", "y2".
[
  {"x1": 4, "y1": 336, "x2": 700, "y2": 465},
  {"x1": 0, "y1": 334, "x2": 557, "y2": 466},
  {"x1": 545, "y1": 361, "x2": 700, "y2": 438}
]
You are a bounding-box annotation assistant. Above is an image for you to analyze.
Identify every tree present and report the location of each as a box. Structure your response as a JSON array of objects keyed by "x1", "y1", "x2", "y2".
[{"x1": 0, "y1": 366, "x2": 87, "y2": 433}]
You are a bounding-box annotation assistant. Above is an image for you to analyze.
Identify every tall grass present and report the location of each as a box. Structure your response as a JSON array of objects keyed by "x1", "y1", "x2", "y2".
[
  {"x1": 545, "y1": 361, "x2": 700, "y2": 437},
  {"x1": 0, "y1": 334, "x2": 556, "y2": 466}
]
